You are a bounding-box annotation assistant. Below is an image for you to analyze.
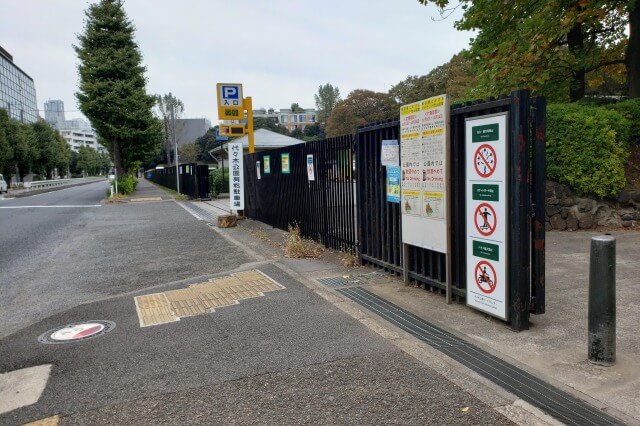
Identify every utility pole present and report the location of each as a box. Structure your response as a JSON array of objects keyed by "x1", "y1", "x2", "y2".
[{"x1": 170, "y1": 103, "x2": 180, "y2": 193}]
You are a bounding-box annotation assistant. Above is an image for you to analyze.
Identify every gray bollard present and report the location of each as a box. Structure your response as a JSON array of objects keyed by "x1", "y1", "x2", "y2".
[{"x1": 588, "y1": 235, "x2": 616, "y2": 366}]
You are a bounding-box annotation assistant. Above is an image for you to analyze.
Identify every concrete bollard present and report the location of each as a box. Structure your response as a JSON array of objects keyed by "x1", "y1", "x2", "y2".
[{"x1": 588, "y1": 235, "x2": 616, "y2": 366}]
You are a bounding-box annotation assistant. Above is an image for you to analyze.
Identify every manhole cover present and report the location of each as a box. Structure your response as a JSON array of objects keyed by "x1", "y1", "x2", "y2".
[{"x1": 38, "y1": 320, "x2": 116, "y2": 344}]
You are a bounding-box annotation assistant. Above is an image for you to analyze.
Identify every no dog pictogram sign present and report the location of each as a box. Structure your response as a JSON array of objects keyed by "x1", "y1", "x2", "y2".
[
  {"x1": 474, "y1": 261, "x2": 497, "y2": 294},
  {"x1": 474, "y1": 144, "x2": 497, "y2": 178},
  {"x1": 474, "y1": 203, "x2": 497, "y2": 236}
]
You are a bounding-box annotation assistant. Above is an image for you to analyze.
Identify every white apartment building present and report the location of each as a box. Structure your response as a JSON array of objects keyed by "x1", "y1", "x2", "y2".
[{"x1": 44, "y1": 100, "x2": 107, "y2": 154}]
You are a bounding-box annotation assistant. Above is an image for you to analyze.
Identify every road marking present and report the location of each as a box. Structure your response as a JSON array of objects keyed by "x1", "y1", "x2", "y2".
[
  {"x1": 0, "y1": 205, "x2": 102, "y2": 209},
  {"x1": 23, "y1": 415, "x2": 59, "y2": 426},
  {"x1": 134, "y1": 270, "x2": 284, "y2": 327},
  {"x1": 0, "y1": 364, "x2": 52, "y2": 415}
]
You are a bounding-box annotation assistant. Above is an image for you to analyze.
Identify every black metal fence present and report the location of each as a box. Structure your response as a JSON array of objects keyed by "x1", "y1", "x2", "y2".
[
  {"x1": 243, "y1": 135, "x2": 356, "y2": 253},
  {"x1": 242, "y1": 90, "x2": 545, "y2": 330},
  {"x1": 146, "y1": 164, "x2": 211, "y2": 199},
  {"x1": 356, "y1": 90, "x2": 546, "y2": 330}
]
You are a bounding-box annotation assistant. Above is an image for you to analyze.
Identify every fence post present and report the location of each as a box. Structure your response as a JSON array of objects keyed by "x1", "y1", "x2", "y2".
[{"x1": 588, "y1": 235, "x2": 616, "y2": 366}]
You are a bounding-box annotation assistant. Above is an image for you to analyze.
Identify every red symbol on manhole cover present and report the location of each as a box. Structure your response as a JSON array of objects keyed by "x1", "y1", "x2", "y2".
[
  {"x1": 38, "y1": 320, "x2": 116, "y2": 344},
  {"x1": 474, "y1": 144, "x2": 497, "y2": 178},
  {"x1": 475, "y1": 261, "x2": 497, "y2": 294},
  {"x1": 474, "y1": 203, "x2": 497, "y2": 237}
]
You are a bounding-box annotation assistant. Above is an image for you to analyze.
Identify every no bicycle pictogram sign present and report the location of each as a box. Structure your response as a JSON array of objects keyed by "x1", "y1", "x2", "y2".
[
  {"x1": 474, "y1": 203, "x2": 497, "y2": 236},
  {"x1": 474, "y1": 260, "x2": 497, "y2": 294},
  {"x1": 474, "y1": 144, "x2": 497, "y2": 178}
]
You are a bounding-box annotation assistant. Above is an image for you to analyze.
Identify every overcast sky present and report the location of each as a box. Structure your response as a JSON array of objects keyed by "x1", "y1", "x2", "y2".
[{"x1": 1, "y1": 0, "x2": 472, "y2": 124}]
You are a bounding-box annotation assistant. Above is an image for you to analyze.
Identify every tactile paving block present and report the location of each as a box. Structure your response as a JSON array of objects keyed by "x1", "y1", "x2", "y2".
[
  {"x1": 134, "y1": 270, "x2": 285, "y2": 328},
  {"x1": 134, "y1": 293, "x2": 180, "y2": 327}
]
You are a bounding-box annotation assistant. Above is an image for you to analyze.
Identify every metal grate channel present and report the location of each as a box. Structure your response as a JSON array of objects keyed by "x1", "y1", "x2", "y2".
[
  {"x1": 318, "y1": 272, "x2": 388, "y2": 289},
  {"x1": 336, "y1": 287, "x2": 623, "y2": 426},
  {"x1": 185, "y1": 203, "x2": 219, "y2": 223}
]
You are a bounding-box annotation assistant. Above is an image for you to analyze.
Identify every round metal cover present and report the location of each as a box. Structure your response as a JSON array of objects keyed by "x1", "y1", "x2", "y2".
[{"x1": 38, "y1": 320, "x2": 116, "y2": 344}]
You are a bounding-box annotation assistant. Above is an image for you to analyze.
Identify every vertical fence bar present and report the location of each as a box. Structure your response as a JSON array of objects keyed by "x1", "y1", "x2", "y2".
[
  {"x1": 531, "y1": 96, "x2": 546, "y2": 315},
  {"x1": 508, "y1": 89, "x2": 532, "y2": 331}
]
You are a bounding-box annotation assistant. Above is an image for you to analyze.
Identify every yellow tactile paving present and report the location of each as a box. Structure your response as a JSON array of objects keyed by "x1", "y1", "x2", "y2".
[
  {"x1": 164, "y1": 288, "x2": 210, "y2": 317},
  {"x1": 134, "y1": 293, "x2": 179, "y2": 327},
  {"x1": 134, "y1": 270, "x2": 285, "y2": 327},
  {"x1": 23, "y1": 415, "x2": 59, "y2": 426}
]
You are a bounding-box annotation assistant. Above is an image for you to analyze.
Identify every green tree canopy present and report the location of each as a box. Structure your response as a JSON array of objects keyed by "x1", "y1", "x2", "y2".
[
  {"x1": 325, "y1": 90, "x2": 398, "y2": 137},
  {"x1": 178, "y1": 142, "x2": 199, "y2": 164},
  {"x1": 418, "y1": 0, "x2": 638, "y2": 101},
  {"x1": 75, "y1": 0, "x2": 163, "y2": 175},
  {"x1": 314, "y1": 83, "x2": 341, "y2": 123},
  {"x1": 390, "y1": 52, "x2": 476, "y2": 104},
  {"x1": 154, "y1": 92, "x2": 184, "y2": 165}
]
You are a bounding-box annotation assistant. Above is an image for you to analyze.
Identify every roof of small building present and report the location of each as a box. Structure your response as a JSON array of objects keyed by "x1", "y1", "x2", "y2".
[{"x1": 211, "y1": 128, "x2": 304, "y2": 153}]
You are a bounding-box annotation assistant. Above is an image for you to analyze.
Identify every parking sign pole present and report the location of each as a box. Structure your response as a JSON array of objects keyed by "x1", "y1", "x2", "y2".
[{"x1": 245, "y1": 96, "x2": 254, "y2": 153}]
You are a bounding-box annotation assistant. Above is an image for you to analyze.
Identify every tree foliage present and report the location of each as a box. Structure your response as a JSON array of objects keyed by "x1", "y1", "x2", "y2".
[
  {"x1": 418, "y1": 0, "x2": 638, "y2": 100},
  {"x1": 154, "y1": 92, "x2": 184, "y2": 165},
  {"x1": 74, "y1": 146, "x2": 111, "y2": 176},
  {"x1": 0, "y1": 109, "x2": 72, "y2": 181},
  {"x1": 325, "y1": 90, "x2": 398, "y2": 137},
  {"x1": 390, "y1": 53, "x2": 476, "y2": 104},
  {"x1": 290, "y1": 103, "x2": 305, "y2": 113},
  {"x1": 314, "y1": 83, "x2": 341, "y2": 123},
  {"x1": 254, "y1": 117, "x2": 289, "y2": 135},
  {"x1": 75, "y1": 0, "x2": 163, "y2": 175},
  {"x1": 178, "y1": 142, "x2": 199, "y2": 164}
]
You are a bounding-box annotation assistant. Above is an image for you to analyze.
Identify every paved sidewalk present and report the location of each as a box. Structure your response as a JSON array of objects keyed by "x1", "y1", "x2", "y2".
[{"x1": 188, "y1": 199, "x2": 640, "y2": 424}]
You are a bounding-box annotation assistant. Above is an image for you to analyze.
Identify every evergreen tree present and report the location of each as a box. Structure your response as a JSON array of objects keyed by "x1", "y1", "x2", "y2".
[{"x1": 75, "y1": 0, "x2": 162, "y2": 176}]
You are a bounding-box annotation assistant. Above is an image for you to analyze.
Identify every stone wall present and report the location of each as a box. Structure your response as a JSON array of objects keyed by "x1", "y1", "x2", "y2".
[{"x1": 545, "y1": 181, "x2": 639, "y2": 230}]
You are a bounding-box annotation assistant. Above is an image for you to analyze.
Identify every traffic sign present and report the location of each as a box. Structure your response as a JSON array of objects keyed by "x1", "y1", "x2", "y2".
[{"x1": 217, "y1": 83, "x2": 244, "y2": 120}]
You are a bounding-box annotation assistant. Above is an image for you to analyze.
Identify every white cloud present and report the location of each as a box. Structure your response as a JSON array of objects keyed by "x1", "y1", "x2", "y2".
[{"x1": 0, "y1": 0, "x2": 472, "y2": 123}]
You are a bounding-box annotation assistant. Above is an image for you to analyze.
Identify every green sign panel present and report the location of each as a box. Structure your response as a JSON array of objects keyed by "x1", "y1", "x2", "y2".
[
  {"x1": 473, "y1": 240, "x2": 499, "y2": 261},
  {"x1": 472, "y1": 123, "x2": 499, "y2": 143},
  {"x1": 472, "y1": 184, "x2": 499, "y2": 201}
]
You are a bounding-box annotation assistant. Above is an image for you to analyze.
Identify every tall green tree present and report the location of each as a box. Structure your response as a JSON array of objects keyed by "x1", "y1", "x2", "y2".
[
  {"x1": 154, "y1": 92, "x2": 184, "y2": 166},
  {"x1": 0, "y1": 109, "x2": 15, "y2": 180},
  {"x1": 418, "y1": 0, "x2": 638, "y2": 101},
  {"x1": 31, "y1": 121, "x2": 61, "y2": 179},
  {"x1": 325, "y1": 90, "x2": 398, "y2": 137},
  {"x1": 314, "y1": 83, "x2": 341, "y2": 123},
  {"x1": 75, "y1": 0, "x2": 163, "y2": 176},
  {"x1": 178, "y1": 142, "x2": 199, "y2": 163}
]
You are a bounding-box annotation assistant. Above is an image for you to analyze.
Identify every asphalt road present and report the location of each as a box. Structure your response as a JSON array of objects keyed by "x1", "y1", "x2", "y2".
[
  {"x1": 0, "y1": 180, "x2": 513, "y2": 425},
  {"x1": 0, "y1": 181, "x2": 248, "y2": 338}
]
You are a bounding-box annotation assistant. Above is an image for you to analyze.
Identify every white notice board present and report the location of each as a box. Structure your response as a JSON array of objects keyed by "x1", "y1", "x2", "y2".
[
  {"x1": 465, "y1": 113, "x2": 508, "y2": 320},
  {"x1": 400, "y1": 94, "x2": 450, "y2": 253}
]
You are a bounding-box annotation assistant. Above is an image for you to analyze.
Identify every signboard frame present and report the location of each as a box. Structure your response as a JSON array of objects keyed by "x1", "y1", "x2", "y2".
[
  {"x1": 216, "y1": 83, "x2": 244, "y2": 120},
  {"x1": 228, "y1": 141, "x2": 244, "y2": 211},
  {"x1": 465, "y1": 112, "x2": 509, "y2": 321}
]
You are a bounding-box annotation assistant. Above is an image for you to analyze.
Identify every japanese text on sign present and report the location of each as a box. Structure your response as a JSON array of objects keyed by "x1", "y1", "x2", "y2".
[{"x1": 228, "y1": 141, "x2": 244, "y2": 210}]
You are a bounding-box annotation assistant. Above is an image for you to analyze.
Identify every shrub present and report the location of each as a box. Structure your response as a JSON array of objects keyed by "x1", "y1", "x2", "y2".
[
  {"x1": 209, "y1": 167, "x2": 229, "y2": 196},
  {"x1": 547, "y1": 104, "x2": 630, "y2": 198},
  {"x1": 603, "y1": 99, "x2": 640, "y2": 146},
  {"x1": 117, "y1": 174, "x2": 137, "y2": 195}
]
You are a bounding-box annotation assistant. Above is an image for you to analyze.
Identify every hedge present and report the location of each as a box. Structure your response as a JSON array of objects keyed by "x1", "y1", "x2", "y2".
[{"x1": 546, "y1": 103, "x2": 630, "y2": 198}]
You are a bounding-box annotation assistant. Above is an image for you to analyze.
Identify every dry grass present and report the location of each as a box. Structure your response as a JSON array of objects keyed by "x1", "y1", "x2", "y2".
[
  {"x1": 251, "y1": 230, "x2": 269, "y2": 241},
  {"x1": 340, "y1": 250, "x2": 359, "y2": 268},
  {"x1": 284, "y1": 224, "x2": 324, "y2": 258},
  {"x1": 104, "y1": 193, "x2": 129, "y2": 203}
]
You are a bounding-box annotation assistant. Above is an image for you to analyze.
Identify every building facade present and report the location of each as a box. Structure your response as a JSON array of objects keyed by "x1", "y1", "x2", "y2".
[
  {"x1": 0, "y1": 45, "x2": 38, "y2": 123},
  {"x1": 44, "y1": 99, "x2": 65, "y2": 128},
  {"x1": 277, "y1": 108, "x2": 316, "y2": 132},
  {"x1": 44, "y1": 100, "x2": 107, "y2": 154}
]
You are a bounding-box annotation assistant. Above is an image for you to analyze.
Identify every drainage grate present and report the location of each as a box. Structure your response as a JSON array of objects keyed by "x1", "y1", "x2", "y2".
[
  {"x1": 318, "y1": 272, "x2": 389, "y2": 289},
  {"x1": 318, "y1": 276, "x2": 366, "y2": 288},
  {"x1": 337, "y1": 287, "x2": 623, "y2": 426},
  {"x1": 184, "y1": 203, "x2": 219, "y2": 223}
]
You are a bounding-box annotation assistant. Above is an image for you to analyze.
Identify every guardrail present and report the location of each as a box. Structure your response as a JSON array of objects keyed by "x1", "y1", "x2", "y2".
[{"x1": 11, "y1": 177, "x2": 103, "y2": 192}]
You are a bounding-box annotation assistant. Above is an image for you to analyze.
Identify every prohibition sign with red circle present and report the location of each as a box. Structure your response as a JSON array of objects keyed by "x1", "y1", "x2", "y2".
[
  {"x1": 474, "y1": 144, "x2": 497, "y2": 178},
  {"x1": 474, "y1": 203, "x2": 497, "y2": 236},
  {"x1": 474, "y1": 260, "x2": 497, "y2": 294}
]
